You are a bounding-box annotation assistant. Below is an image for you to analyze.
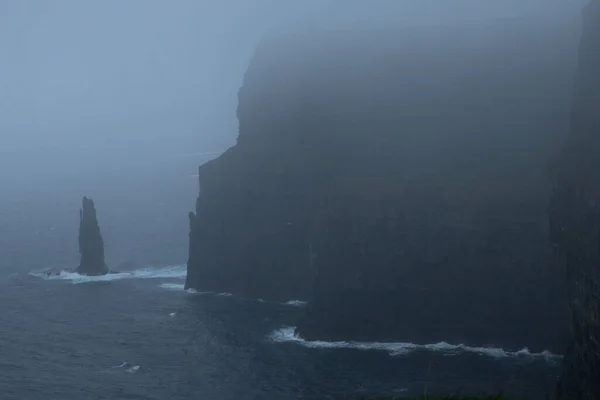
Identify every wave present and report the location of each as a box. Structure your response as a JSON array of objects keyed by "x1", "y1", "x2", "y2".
[
  {"x1": 283, "y1": 300, "x2": 308, "y2": 307},
  {"x1": 159, "y1": 283, "x2": 186, "y2": 291},
  {"x1": 30, "y1": 264, "x2": 186, "y2": 284},
  {"x1": 110, "y1": 362, "x2": 140, "y2": 373},
  {"x1": 158, "y1": 285, "x2": 304, "y2": 305},
  {"x1": 268, "y1": 327, "x2": 562, "y2": 361},
  {"x1": 158, "y1": 284, "x2": 224, "y2": 296}
]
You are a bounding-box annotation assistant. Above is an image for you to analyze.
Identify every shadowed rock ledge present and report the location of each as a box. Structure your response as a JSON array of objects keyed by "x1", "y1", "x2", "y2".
[
  {"x1": 76, "y1": 196, "x2": 109, "y2": 276},
  {"x1": 548, "y1": 0, "x2": 600, "y2": 398}
]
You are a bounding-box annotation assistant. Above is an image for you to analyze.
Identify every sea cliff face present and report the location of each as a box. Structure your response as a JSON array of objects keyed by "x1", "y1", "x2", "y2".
[
  {"x1": 185, "y1": 144, "x2": 314, "y2": 300},
  {"x1": 548, "y1": 1, "x2": 600, "y2": 398},
  {"x1": 187, "y1": 19, "x2": 579, "y2": 349}
]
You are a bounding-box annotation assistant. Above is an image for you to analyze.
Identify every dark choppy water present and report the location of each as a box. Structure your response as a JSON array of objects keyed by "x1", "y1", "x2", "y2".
[{"x1": 0, "y1": 265, "x2": 562, "y2": 400}]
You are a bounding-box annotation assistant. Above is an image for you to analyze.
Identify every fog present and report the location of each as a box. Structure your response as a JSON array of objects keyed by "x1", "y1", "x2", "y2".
[{"x1": 0, "y1": 0, "x2": 587, "y2": 273}]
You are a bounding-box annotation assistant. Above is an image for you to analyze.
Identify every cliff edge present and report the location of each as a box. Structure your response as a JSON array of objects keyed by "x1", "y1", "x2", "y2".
[
  {"x1": 77, "y1": 196, "x2": 109, "y2": 276},
  {"x1": 548, "y1": 0, "x2": 600, "y2": 398}
]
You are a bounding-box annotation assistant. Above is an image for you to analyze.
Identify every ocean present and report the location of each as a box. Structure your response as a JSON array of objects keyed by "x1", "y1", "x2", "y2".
[
  {"x1": 0, "y1": 264, "x2": 562, "y2": 400},
  {"x1": 0, "y1": 163, "x2": 563, "y2": 400}
]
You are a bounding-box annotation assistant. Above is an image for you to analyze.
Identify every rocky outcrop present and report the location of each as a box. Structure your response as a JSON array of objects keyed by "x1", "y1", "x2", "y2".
[
  {"x1": 548, "y1": 1, "x2": 600, "y2": 398},
  {"x1": 185, "y1": 148, "x2": 313, "y2": 300},
  {"x1": 187, "y1": 17, "x2": 580, "y2": 349},
  {"x1": 77, "y1": 196, "x2": 109, "y2": 276}
]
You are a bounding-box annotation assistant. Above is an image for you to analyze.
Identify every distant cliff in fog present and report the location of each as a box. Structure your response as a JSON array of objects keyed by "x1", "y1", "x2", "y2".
[{"x1": 187, "y1": 15, "x2": 580, "y2": 352}]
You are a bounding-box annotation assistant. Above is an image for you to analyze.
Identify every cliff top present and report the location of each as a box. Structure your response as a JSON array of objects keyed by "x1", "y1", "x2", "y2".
[
  {"x1": 251, "y1": 13, "x2": 581, "y2": 64},
  {"x1": 231, "y1": 14, "x2": 580, "y2": 153}
]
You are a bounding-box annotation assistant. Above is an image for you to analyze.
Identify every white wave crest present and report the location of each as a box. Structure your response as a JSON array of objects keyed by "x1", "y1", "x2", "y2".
[
  {"x1": 110, "y1": 361, "x2": 140, "y2": 373},
  {"x1": 31, "y1": 264, "x2": 186, "y2": 284},
  {"x1": 283, "y1": 300, "x2": 308, "y2": 307},
  {"x1": 268, "y1": 327, "x2": 562, "y2": 361},
  {"x1": 158, "y1": 284, "x2": 218, "y2": 295},
  {"x1": 157, "y1": 284, "x2": 307, "y2": 306},
  {"x1": 159, "y1": 283, "x2": 186, "y2": 291}
]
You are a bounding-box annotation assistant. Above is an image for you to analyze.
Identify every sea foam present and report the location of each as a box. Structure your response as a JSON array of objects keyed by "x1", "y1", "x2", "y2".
[
  {"x1": 283, "y1": 300, "x2": 308, "y2": 307},
  {"x1": 31, "y1": 264, "x2": 186, "y2": 284},
  {"x1": 159, "y1": 283, "x2": 186, "y2": 291},
  {"x1": 268, "y1": 326, "x2": 562, "y2": 361},
  {"x1": 158, "y1": 284, "x2": 307, "y2": 306}
]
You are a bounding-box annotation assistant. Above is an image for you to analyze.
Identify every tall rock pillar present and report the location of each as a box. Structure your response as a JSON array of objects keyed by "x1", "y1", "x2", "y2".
[{"x1": 76, "y1": 196, "x2": 109, "y2": 276}]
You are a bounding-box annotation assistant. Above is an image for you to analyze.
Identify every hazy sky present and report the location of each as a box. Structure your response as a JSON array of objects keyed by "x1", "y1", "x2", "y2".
[
  {"x1": 0, "y1": 0, "x2": 588, "y2": 272},
  {"x1": 0, "y1": 0, "x2": 586, "y2": 184}
]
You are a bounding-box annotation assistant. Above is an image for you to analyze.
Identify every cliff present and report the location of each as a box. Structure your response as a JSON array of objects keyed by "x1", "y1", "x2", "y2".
[
  {"x1": 187, "y1": 18, "x2": 579, "y2": 349},
  {"x1": 77, "y1": 196, "x2": 109, "y2": 276},
  {"x1": 548, "y1": 0, "x2": 600, "y2": 398}
]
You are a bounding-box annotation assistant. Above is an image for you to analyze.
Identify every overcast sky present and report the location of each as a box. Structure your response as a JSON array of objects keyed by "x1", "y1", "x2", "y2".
[
  {"x1": 0, "y1": 0, "x2": 588, "y2": 273},
  {"x1": 0, "y1": 0, "x2": 586, "y2": 184}
]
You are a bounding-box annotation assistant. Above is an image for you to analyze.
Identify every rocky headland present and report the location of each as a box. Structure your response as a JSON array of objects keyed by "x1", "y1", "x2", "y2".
[{"x1": 187, "y1": 16, "x2": 581, "y2": 352}]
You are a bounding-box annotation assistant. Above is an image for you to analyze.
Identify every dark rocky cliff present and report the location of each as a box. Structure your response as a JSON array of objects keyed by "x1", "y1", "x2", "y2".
[
  {"x1": 77, "y1": 196, "x2": 109, "y2": 276},
  {"x1": 187, "y1": 18, "x2": 579, "y2": 349},
  {"x1": 548, "y1": 0, "x2": 600, "y2": 398}
]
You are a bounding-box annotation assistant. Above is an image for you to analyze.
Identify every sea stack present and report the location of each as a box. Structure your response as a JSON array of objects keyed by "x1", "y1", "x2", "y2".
[
  {"x1": 548, "y1": 0, "x2": 600, "y2": 398},
  {"x1": 76, "y1": 196, "x2": 109, "y2": 276}
]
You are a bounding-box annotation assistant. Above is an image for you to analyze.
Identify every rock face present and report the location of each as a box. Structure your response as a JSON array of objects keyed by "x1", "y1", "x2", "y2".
[
  {"x1": 77, "y1": 197, "x2": 109, "y2": 276},
  {"x1": 187, "y1": 17, "x2": 580, "y2": 349},
  {"x1": 548, "y1": 1, "x2": 600, "y2": 398}
]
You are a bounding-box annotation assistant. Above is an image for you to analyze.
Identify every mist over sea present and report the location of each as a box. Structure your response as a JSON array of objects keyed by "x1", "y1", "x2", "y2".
[{"x1": 1, "y1": 1, "x2": 587, "y2": 399}]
